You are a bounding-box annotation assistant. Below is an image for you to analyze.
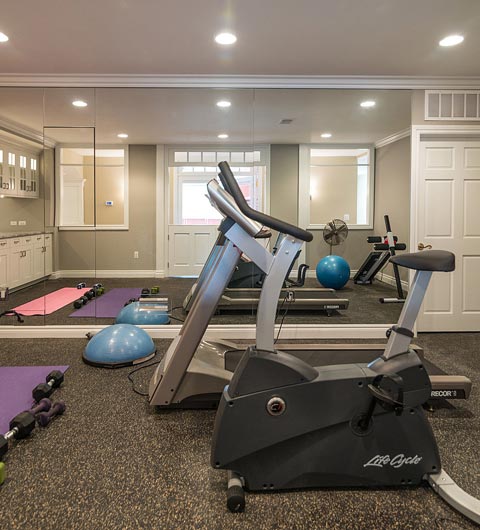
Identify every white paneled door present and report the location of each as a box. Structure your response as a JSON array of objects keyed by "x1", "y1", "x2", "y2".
[
  {"x1": 416, "y1": 139, "x2": 480, "y2": 331},
  {"x1": 168, "y1": 225, "x2": 217, "y2": 276}
]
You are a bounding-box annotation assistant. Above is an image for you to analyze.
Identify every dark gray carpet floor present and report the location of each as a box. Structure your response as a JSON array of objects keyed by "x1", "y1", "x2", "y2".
[
  {"x1": 0, "y1": 276, "x2": 403, "y2": 326},
  {"x1": 0, "y1": 333, "x2": 478, "y2": 530}
]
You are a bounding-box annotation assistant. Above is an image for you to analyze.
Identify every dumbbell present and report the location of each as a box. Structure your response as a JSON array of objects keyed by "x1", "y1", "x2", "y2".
[
  {"x1": 84, "y1": 289, "x2": 98, "y2": 300},
  {"x1": 151, "y1": 286, "x2": 160, "y2": 295},
  {"x1": 124, "y1": 297, "x2": 137, "y2": 307},
  {"x1": 36, "y1": 401, "x2": 66, "y2": 428},
  {"x1": 141, "y1": 288, "x2": 150, "y2": 296},
  {"x1": 73, "y1": 296, "x2": 89, "y2": 309},
  {"x1": 93, "y1": 284, "x2": 105, "y2": 296},
  {"x1": 0, "y1": 399, "x2": 52, "y2": 460},
  {"x1": 0, "y1": 462, "x2": 5, "y2": 485},
  {"x1": 77, "y1": 282, "x2": 87, "y2": 289},
  {"x1": 32, "y1": 370, "x2": 64, "y2": 402}
]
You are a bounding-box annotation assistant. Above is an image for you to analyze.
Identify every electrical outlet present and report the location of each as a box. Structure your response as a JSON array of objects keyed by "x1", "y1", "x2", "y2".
[
  {"x1": 343, "y1": 214, "x2": 350, "y2": 221},
  {"x1": 18, "y1": 220, "x2": 26, "y2": 226},
  {"x1": 134, "y1": 251, "x2": 139, "y2": 259},
  {"x1": 10, "y1": 220, "x2": 17, "y2": 226}
]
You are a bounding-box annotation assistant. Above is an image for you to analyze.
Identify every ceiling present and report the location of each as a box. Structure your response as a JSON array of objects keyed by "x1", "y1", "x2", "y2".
[
  {"x1": 0, "y1": 0, "x2": 479, "y2": 77},
  {"x1": 0, "y1": 88, "x2": 411, "y2": 144}
]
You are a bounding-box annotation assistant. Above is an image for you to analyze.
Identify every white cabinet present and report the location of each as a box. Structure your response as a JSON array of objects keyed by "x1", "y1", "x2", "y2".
[
  {"x1": 0, "y1": 239, "x2": 8, "y2": 288},
  {"x1": 33, "y1": 234, "x2": 45, "y2": 278},
  {"x1": 5, "y1": 233, "x2": 53, "y2": 289},
  {"x1": 0, "y1": 142, "x2": 40, "y2": 199},
  {"x1": 20, "y1": 236, "x2": 35, "y2": 284},
  {"x1": 44, "y1": 234, "x2": 53, "y2": 276},
  {"x1": 7, "y1": 238, "x2": 22, "y2": 287}
]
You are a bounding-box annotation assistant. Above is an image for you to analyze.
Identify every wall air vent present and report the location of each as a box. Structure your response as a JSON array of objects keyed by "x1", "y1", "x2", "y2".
[
  {"x1": 425, "y1": 90, "x2": 480, "y2": 121},
  {"x1": 279, "y1": 119, "x2": 293, "y2": 125}
]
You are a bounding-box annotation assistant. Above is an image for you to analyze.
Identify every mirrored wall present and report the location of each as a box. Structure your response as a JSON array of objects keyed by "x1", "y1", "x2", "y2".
[{"x1": 0, "y1": 87, "x2": 413, "y2": 330}]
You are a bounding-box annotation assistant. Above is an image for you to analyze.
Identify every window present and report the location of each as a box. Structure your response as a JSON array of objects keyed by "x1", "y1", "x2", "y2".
[
  {"x1": 57, "y1": 147, "x2": 128, "y2": 229},
  {"x1": 30, "y1": 158, "x2": 38, "y2": 192},
  {"x1": 299, "y1": 145, "x2": 374, "y2": 229},
  {"x1": 19, "y1": 155, "x2": 27, "y2": 191},
  {"x1": 168, "y1": 147, "x2": 268, "y2": 225},
  {"x1": 7, "y1": 152, "x2": 15, "y2": 190}
]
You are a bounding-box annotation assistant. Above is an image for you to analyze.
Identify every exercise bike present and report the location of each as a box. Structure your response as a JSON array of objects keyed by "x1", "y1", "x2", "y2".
[{"x1": 211, "y1": 249, "x2": 480, "y2": 524}]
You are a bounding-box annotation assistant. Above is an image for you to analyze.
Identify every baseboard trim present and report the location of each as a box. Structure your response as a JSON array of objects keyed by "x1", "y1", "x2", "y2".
[
  {"x1": 0, "y1": 323, "x2": 392, "y2": 340},
  {"x1": 304, "y1": 269, "x2": 359, "y2": 279},
  {"x1": 53, "y1": 269, "x2": 161, "y2": 279},
  {"x1": 376, "y1": 272, "x2": 409, "y2": 291}
]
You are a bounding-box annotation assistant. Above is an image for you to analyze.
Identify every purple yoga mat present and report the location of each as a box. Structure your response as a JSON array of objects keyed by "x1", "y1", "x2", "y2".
[
  {"x1": 0, "y1": 366, "x2": 69, "y2": 434},
  {"x1": 69, "y1": 288, "x2": 142, "y2": 318}
]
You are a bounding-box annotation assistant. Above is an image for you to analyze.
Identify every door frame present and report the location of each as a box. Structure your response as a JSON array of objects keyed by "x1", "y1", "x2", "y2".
[
  {"x1": 158, "y1": 144, "x2": 271, "y2": 278},
  {"x1": 410, "y1": 125, "x2": 480, "y2": 255},
  {"x1": 410, "y1": 124, "x2": 480, "y2": 331}
]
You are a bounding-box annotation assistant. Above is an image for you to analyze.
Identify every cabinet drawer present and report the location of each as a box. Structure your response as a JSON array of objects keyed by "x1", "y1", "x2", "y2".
[
  {"x1": 34, "y1": 234, "x2": 45, "y2": 246},
  {"x1": 20, "y1": 236, "x2": 33, "y2": 246},
  {"x1": 11, "y1": 238, "x2": 22, "y2": 248},
  {"x1": 44, "y1": 234, "x2": 52, "y2": 244}
]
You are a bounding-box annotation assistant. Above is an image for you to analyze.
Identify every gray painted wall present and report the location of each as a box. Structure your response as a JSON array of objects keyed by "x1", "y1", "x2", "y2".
[
  {"x1": 373, "y1": 136, "x2": 411, "y2": 280},
  {"x1": 269, "y1": 142, "x2": 411, "y2": 278},
  {"x1": 58, "y1": 145, "x2": 157, "y2": 272},
  {"x1": 270, "y1": 145, "x2": 299, "y2": 225}
]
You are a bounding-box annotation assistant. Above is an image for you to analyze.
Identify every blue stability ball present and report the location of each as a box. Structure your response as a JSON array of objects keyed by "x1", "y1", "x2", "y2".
[
  {"x1": 115, "y1": 302, "x2": 170, "y2": 326},
  {"x1": 83, "y1": 324, "x2": 156, "y2": 368},
  {"x1": 316, "y1": 255, "x2": 351, "y2": 290}
]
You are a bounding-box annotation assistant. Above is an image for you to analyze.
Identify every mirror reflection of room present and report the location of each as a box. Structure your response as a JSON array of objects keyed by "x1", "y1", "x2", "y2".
[{"x1": 0, "y1": 87, "x2": 412, "y2": 328}]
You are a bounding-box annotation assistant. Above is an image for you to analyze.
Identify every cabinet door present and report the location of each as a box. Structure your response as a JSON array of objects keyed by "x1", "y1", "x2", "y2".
[
  {"x1": 8, "y1": 248, "x2": 22, "y2": 288},
  {"x1": 33, "y1": 244, "x2": 45, "y2": 278},
  {"x1": 20, "y1": 238, "x2": 34, "y2": 283},
  {"x1": 45, "y1": 241, "x2": 53, "y2": 276},
  {"x1": 0, "y1": 250, "x2": 7, "y2": 288},
  {"x1": 33, "y1": 235, "x2": 45, "y2": 278}
]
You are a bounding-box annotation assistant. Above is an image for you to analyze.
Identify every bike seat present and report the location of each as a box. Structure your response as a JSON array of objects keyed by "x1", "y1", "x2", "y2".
[{"x1": 390, "y1": 250, "x2": 455, "y2": 272}]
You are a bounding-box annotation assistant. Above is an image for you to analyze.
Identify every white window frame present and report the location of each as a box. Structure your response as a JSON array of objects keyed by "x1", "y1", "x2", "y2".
[
  {"x1": 298, "y1": 144, "x2": 375, "y2": 230},
  {"x1": 55, "y1": 144, "x2": 129, "y2": 231}
]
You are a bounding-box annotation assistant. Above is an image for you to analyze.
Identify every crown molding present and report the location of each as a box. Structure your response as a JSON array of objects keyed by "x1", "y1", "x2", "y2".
[
  {"x1": 0, "y1": 74, "x2": 480, "y2": 89},
  {"x1": 375, "y1": 128, "x2": 411, "y2": 148},
  {"x1": 0, "y1": 117, "x2": 56, "y2": 148}
]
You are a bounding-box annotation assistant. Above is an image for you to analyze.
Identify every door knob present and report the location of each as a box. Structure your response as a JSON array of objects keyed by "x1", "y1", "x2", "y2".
[{"x1": 418, "y1": 242, "x2": 432, "y2": 251}]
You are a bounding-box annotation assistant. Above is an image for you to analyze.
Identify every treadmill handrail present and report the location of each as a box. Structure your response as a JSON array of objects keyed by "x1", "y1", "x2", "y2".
[
  {"x1": 218, "y1": 161, "x2": 313, "y2": 243},
  {"x1": 207, "y1": 179, "x2": 264, "y2": 238}
]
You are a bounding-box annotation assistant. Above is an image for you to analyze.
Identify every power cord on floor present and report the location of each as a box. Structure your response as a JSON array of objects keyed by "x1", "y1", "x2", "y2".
[
  {"x1": 127, "y1": 355, "x2": 161, "y2": 397},
  {"x1": 274, "y1": 293, "x2": 290, "y2": 344},
  {"x1": 0, "y1": 310, "x2": 24, "y2": 323}
]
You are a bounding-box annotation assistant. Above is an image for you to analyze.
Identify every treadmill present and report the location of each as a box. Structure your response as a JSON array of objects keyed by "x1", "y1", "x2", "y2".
[
  {"x1": 149, "y1": 162, "x2": 472, "y2": 408},
  {"x1": 183, "y1": 220, "x2": 349, "y2": 316}
]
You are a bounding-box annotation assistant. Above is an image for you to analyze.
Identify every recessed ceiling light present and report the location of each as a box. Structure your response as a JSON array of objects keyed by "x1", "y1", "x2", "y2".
[
  {"x1": 439, "y1": 34, "x2": 464, "y2": 47},
  {"x1": 72, "y1": 100, "x2": 88, "y2": 108},
  {"x1": 117, "y1": 133, "x2": 128, "y2": 138},
  {"x1": 214, "y1": 32, "x2": 237, "y2": 45},
  {"x1": 216, "y1": 100, "x2": 232, "y2": 108},
  {"x1": 360, "y1": 100, "x2": 376, "y2": 108},
  {"x1": 321, "y1": 132, "x2": 332, "y2": 138},
  {"x1": 0, "y1": 32, "x2": 9, "y2": 43},
  {"x1": 218, "y1": 133, "x2": 229, "y2": 139}
]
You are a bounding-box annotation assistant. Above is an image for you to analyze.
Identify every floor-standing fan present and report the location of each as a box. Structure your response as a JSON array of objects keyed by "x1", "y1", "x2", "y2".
[{"x1": 323, "y1": 219, "x2": 349, "y2": 254}]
